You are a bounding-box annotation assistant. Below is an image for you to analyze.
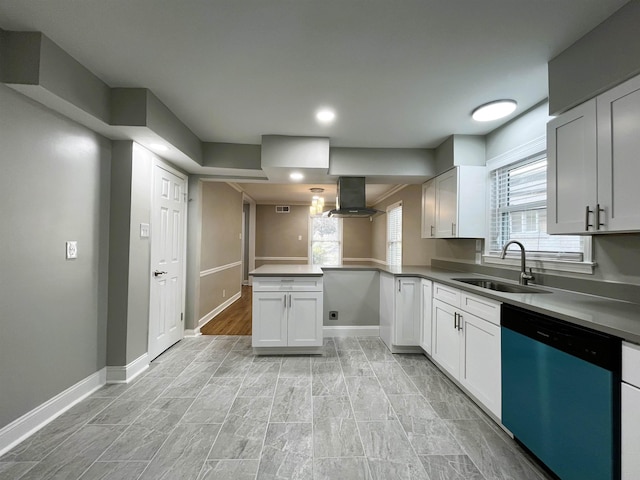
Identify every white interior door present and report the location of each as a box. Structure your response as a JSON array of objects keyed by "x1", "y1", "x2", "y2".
[{"x1": 149, "y1": 163, "x2": 187, "y2": 360}]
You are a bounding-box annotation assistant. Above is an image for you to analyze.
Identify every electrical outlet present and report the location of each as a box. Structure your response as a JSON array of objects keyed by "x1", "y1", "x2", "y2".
[
  {"x1": 66, "y1": 241, "x2": 78, "y2": 259},
  {"x1": 329, "y1": 311, "x2": 338, "y2": 320}
]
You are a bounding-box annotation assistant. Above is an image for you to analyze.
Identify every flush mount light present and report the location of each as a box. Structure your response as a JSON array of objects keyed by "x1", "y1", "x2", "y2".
[
  {"x1": 316, "y1": 109, "x2": 336, "y2": 124},
  {"x1": 150, "y1": 143, "x2": 169, "y2": 151},
  {"x1": 471, "y1": 100, "x2": 517, "y2": 122},
  {"x1": 290, "y1": 172, "x2": 304, "y2": 181}
]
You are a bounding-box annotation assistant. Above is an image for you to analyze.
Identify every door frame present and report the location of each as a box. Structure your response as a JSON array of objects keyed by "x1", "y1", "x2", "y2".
[{"x1": 148, "y1": 158, "x2": 188, "y2": 358}]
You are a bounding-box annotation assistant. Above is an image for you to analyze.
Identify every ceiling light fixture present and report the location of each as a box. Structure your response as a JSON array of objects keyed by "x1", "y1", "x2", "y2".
[
  {"x1": 290, "y1": 172, "x2": 304, "y2": 181},
  {"x1": 316, "y1": 109, "x2": 336, "y2": 124},
  {"x1": 471, "y1": 100, "x2": 517, "y2": 122},
  {"x1": 309, "y1": 187, "x2": 326, "y2": 216}
]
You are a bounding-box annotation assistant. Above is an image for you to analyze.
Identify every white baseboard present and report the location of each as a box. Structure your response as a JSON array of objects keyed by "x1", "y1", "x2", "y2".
[
  {"x1": 183, "y1": 329, "x2": 202, "y2": 337},
  {"x1": 106, "y1": 353, "x2": 149, "y2": 384},
  {"x1": 197, "y1": 292, "x2": 242, "y2": 329},
  {"x1": 0, "y1": 368, "x2": 106, "y2": 457},
  {"x1": 323, "y1": 325, "x2": 380, "y2": 337}
]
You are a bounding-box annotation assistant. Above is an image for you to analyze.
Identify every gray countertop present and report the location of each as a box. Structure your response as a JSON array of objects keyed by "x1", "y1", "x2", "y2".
[{"x1": 252, "y1": 263, "x2": 640, "y2": 344}]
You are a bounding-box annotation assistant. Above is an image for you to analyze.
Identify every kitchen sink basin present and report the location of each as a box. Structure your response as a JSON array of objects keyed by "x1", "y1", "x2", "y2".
[{"x1": 452, "y1": 278, "x2": 551, "y2": 294}]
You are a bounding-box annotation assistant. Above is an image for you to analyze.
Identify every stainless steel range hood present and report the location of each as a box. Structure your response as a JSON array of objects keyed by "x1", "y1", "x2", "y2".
[{"x1": 328, "y1": 177, "x2": 381, "y2": 218}]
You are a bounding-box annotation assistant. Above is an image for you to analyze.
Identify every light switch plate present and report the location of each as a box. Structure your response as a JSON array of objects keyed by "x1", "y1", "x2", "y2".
[
  {"x1": 140, "y1": 223, "x2": 150, "y2": 238},
  {"x1": 66, "y1": 241, "x2": 78, "y2": 259}
]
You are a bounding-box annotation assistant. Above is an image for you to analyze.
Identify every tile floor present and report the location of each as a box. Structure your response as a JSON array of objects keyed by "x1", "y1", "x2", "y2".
[{"x1": 0, "y1": 336, "x2": 553, "y2": 480}]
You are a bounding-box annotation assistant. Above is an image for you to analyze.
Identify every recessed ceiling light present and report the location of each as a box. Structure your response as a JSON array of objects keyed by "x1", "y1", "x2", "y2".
[
  {"x1": 150, "y1": 143, "x2": 169, "y2": 151},
  {"x1": 471, "y1": 100, "x2": 517, "y2": 122},
  {"x1": 316, "y1": 109, "x2": 336, "y2": 124},
  {"x1": 290, "y1": 172, "x2": 304, "y2": 181}
]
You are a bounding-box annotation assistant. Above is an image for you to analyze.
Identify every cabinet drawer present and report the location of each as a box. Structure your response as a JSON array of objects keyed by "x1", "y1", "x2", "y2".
[
  {"x1": 253, "y1": 276, "x2": 323, "y2": 292},
  {"x1": 433, "y1": 283, "x2": 461, "y2": 307},
  {"x1": 623, "y1": 342, "x2": 640, "y2": 387},
  {"x1": 460, "y1": 292, "x2": 501, "y2": 326}
]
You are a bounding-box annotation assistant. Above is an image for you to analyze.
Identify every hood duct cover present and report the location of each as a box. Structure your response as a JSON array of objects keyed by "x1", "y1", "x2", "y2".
[{"x1": 328, "y1": 177, "x2": 381, "y2": 218}]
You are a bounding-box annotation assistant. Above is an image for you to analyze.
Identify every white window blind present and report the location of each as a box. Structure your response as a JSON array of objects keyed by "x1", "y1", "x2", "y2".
[
  {"x1": 488, "y1": 155, "x2": 584, "y2": 261},
  {"x1": 387, "y1": 202, "x2": 402, "y2": 266},
  {"x1": 310, "y1": 216, "x2": 342, "y2": 265}
]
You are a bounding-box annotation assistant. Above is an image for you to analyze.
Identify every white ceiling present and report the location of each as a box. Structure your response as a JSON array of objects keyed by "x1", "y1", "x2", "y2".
[
  {"x1": 235, "y1": 182, "x2": 398, "y2": 205},
  {"x1": 0, "y1": 0, "x2": 627, "y2": 150}
]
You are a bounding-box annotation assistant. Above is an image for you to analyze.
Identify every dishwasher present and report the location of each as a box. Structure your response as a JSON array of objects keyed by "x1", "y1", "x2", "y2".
[{"x1": 501, "y1": 304, "x2": 621, "y2": 480}]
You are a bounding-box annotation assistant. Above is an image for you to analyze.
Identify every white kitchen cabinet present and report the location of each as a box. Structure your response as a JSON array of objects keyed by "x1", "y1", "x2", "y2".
[
  {"x1": 419, "y1": 279, "x2": 433, "y2": 355},
  {"x1": 548, "y1": 73, "x2": 640, "y2": 234},
  {"x1": 380, "y1": 274, "x2": 422, "y2": 352},
  {"x1": 622, "y1": 341, "x2": 640, "y2": 479},
  {"x1": 252, "y1": 276, "x2": 323, "y2": 349},
  {"x1": 431, "y1": 283, "x2": 502, "y2": 418},
  {"x1": 428, "y1": 166, "x2": 487, "y2": 238},
  {"x1": 421, "y1": 179, "x2": 436, "y2": 238}
]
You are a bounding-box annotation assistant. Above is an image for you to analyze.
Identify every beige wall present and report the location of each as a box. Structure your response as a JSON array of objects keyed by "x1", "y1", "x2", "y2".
[
  {"x1": 343, "y1": 217, "x2": 372, "y2": 260},
  {"x1": 372, "y1": 184, "x2": 477, "y2": 266},
  {"x1": 198, "y1": 182, "x2": 243, "y2": 322},
  {"x1": 256, "y1": 205, "x2": 310, "y2": 260}
]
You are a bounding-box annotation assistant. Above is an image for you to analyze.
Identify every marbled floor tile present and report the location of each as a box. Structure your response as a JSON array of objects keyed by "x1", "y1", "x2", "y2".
[
  {"x1": 314, "y1": 457, "x2": 372, "y2": 480},
  {"x1": 314, "y1": 417, "x2": 364, "y2": 458},
  {"x1": 0, "y1": 462, "x2": 37, "y2": 480},
  {"x1": 77, "y1": 461, "x2": 149, "y2": 480},
  {"x1": 444, "y1": 419, "x2": 547, "y2": 480},
  {"x1": 429, "y1": 394, "x2": 481, "y2": 420},
  {"x1": 232, "y1": 336, "x2": 253, "y2": 351},
  {"x1": 118, "y1": 376, "x2": 170, "y2": 402},
  {"x1": 90, "y1": 382, "x2": 133, "y2": 398},
  {"x1": 18, "y1": 425, "x2": 125, "y2": 480},
  {"x1": 208, "y1": 397, "x2": 273, "y2": 460},
  {"x1": 279, "y1": 356, "x2": 311, "y2": 377},
  {"x1": 338, "y1": 349, "x2": 368, "y2": 361},
  {"x1": 145, "y1": 350, "x2": 199, "y2": 378},
  {"x1": 409, "y1": 374, "x2": 465, "y2": 403},
  {"x1": 0, "y1": 397, "x2": 113, "y2": 461},
  {"x1": 376, "y1": 373, "x2": 420, "y2": 395},
  {"x1": 418, "y1": 455, "x2": 485, "y2": 480},
  {"x1": 99, "y1": 397, "x2": 194, "y2": 461},
  {"x1": 213, "y1": 358, "x2": 253, "y2": 378},
  {"x1": 312, "y1": 395, "x2": 353, "y2": 420},
  {"x1": 401, "y1": 418, "x2": 464, "y2": 455},
  {"x1": 252, "y1": 354, "x2": 283, "y2": 363},
  {"x1": 340, "y1": 359, "x2": 375, "y2": 377},
  {"x1": 359, "y1": 345, "x2": 395, "y2": 362},
  {"x1": 312, "y1": 370, "x2": 347, "y2": 396},
  {"x1": 344, "y1": 377, "x2": 395, "y2": 421},
  {"x1": 369, "y1": 361, "x2": 408, "y2": 376},
  {"x1": 366, "y1": 457, "x2": 429, "y2": 480},
  {"x1": 161, "y1": 362, "x2": 218, "y2": 398},
  {"x1": 181, "y1": 377, "x2": 242, "y2": 424},
  {"x1": 137, "y1": 423, "x2": 221, "y2": 480},
  {"x1": 270, "y1": 377, "x2": 312, "y2": 422},
  {"x1": 312, "y1": 361, "x2": 342, "y2": 375},
  {"x1": 196, "y1": 459, "x2": 259, "y2": 480},
  {"x1": 257, "y1": 423, "x2": 313, "y2": 480},
  {"x1": 357, "y1": 420, "x2": 419, "y2": 463},
  {"x1": 238, "y1": 362, "x2": 280, "y2": 397},
  {"x1": 394, "y1": 355, "x2": 441, "y2": 376},
  {"x1": 194, "y1": 347, "x2": 232, "y2": 363},
  {"x1": 334, "y1": 337, "x2": 364, "y2": 351},
  {"x1": 88, "y1": 398, "x2": 149, "y2": 425},
  {"x1": 387, "y1": 394, "x2": 439, "y2": 429}
]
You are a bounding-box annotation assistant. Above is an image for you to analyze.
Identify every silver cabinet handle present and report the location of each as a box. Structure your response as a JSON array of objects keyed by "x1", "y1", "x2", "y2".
[
  {"x1": 585, "y1": 206, "x2": 593, "y2": 231},
  {"x1": 458, "y1": 313, "x2": 463, "y2": 331},
  {"x1": 288, "y1": 294, "x2": 292, "y2": 308},
  {"x1": 451, "y1": 223, "x2": 456, "y2": 236},
  {"x1": 153, "y1": 270, "x2": 167, "y2": 277},
  {"x1": 430, "y1": 225, "x2": 434, "y2": 237},
  {"x1": 284, "y1": 294, "x2": 286, "y2": 306},
  {"x1": 454, "y1": 312, "x2": 458, "y2": 329},
  {"x1": 596, "y1": 204, "x2": 605, "y2": 230},
  {"x1": 398, "y1": 280, "x2": 401, "y2": 292}
]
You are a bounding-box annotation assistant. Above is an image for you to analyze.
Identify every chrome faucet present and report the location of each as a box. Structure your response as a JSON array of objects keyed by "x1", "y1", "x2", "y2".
[{"x1": 500, "y1": 240, "x2": 534, "y2": 285}]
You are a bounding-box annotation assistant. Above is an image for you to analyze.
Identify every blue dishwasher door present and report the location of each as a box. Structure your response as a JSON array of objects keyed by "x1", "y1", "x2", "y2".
[{"x1": 502, "y1": 327, "x2": 615, "y2": 480}]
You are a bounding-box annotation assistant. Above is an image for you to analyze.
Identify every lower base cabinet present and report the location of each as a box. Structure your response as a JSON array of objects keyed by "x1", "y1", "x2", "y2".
[{"x1": 622, "y1": 341, "x2": 640, "y2": 479}]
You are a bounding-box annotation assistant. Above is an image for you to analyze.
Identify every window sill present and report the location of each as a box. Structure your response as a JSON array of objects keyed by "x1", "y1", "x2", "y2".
[{"x1": 483, "y1": 255, "x2": 596, "y2": 275}]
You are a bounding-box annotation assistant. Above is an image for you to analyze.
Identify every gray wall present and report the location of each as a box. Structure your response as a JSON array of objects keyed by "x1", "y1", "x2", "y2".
[
  {"x1": 323, "y1": 270, "x2": 380, "y2": 326},
  {"x1": 0, "y1": 84, "x2": 111, "y2": 428}
]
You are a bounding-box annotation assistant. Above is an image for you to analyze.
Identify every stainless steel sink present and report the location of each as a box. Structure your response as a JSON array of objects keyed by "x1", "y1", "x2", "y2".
[{"x1": 452, "y1": 278, "x2": 551, "y2": 294}]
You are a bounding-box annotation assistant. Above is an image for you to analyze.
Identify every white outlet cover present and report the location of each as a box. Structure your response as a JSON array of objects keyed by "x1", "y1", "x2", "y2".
[
  {"x1": 140, "y1": 223, "x2": 150, "y2": 238},
  {"x1": 66, "y1": 241, "x2": 78, "y2": 259}
]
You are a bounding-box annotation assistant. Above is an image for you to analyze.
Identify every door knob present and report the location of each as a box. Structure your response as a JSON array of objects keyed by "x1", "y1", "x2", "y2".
[{"x1": 153, "y1": 270, "x2": 167, "y2": 277}]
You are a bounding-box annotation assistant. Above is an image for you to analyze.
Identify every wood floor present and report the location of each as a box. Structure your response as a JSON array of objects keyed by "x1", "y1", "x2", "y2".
[{"x1": 200, "y1": 285, "x2": 252, "y2": 335}]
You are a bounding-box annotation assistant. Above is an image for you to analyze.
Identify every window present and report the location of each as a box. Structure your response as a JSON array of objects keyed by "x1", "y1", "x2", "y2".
[
  {"x1": 387, "y1": 202, "x2": 402, "y2": 265},
  {"x1": 487, "y1": 154, "x2": 587, "y2": 263},
  {"x1": 309, "y1": 215, "x2": 342, "y2": 265}
]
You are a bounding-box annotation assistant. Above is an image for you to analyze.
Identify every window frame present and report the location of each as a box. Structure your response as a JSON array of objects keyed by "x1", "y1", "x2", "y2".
[
  {"x1": 308, "y1": 214, "x2": 343, "y2": 266},
  {"x1": 386, "y1": 201, "x2": 403, "y2": 266},
  {"x1": 483, "y1": 136, "x2": 594, "y2": 275}
]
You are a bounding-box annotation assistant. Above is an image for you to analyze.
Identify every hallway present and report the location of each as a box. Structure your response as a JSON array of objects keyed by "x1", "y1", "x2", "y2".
[{"x1": 200, "y1": 286, "x2": 252, "y2": 336}]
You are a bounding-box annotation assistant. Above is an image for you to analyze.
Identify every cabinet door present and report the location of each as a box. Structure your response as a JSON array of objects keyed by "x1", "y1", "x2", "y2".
[
  {"x1": 252, "y1": 292, "x2": 288, "y2": 347},
  {"x1": 597, "y1": 75, "x2": 640, "y2": 232},
  {"x1": 435, "y1": 168, "x2": 458, "y2": 238},
  {"x1": 421, "y1": 179, "x2": 436, "y2": 238},
  {"x1": 622, "y1": 382, "x2": 640, "y2": 480},
  {"x1": 431, "y1": 299, "x2": 460, "y2": 377},
  {"x1": 287, "y1": 291, "x2": 323, "y2": 347},
  {"x1": 395, "y1": 278, "x2": 420, "y2": 346},
  {"x1": 379, "y1": 273, "x2": 395, "y2": 349},
  {"x1": 547, "y1": 99, "x2": 598, "y2": 234},
  {"x1": 459, "y1": 312, "x2": 501, "y2": 419},
  {"x1": 420, "y1": 279, "x2": 433, "y2": 355}
]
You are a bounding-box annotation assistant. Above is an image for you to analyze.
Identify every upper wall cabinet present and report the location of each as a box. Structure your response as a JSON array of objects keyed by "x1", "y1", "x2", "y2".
[
  {"x1": 548, "y1": 74, "x2": 640, "y2": 234},
  {"x1": 422, "y1": 166, "x2": 486, "y2": 239}
]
